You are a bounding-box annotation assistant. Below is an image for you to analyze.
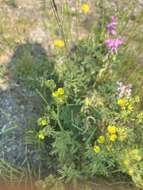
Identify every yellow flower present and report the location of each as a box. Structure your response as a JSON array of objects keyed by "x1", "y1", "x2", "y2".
[
  {"x1": 128, "y1": 169, "x2": 134, "y2": 175},
  {"x1": 52, "y1": 87, "x2": 65, "y2": 104},
  {"x1": 107, "y1": 125, "x2": 117, "y2": 134},
  {"x1": 52, "y1": 91, "x2": 59, "y2": 97},
  {"x1": 134, "y1": 95, "x2": 140, "y2": 103},
  {"x1": 45, "y1": 79, "x2": 56, "y2": 90},
  {"x1": 85, "y1": 97, "x2": 92, "y2": 106},
  {"x1": 93, "y1": 145, "x2": 101, "y2": 153},
  {"x1": 38, "y1": 133, "x2": 45, "y2": 140},
  {"x1": 54, "y1": 40, "x2": 65, "y2": 47},
  {"x1": 128, "y1": 104, "x2": 133, "y2": 111},
  {"x1": 38, "y1": 117, "x2": 49, "y2": 127},
  {"x1": 109, "y1": 134, "x2": 117, "y2": 142},
  {"x1": 81, "y1": 3, "x2": 90, "y2": 13},
  {"x1": 97, "y1": 136, "x2": 105, "y2": 144},
  {"x1": 123, "y1": 159, "x2": 130, "y2": 166},
  {"x1": 117, "y1": 128, "x2": 127, "y2": 142},
  {"x1": 53, "y1": 88, "x2": 64, "y2": 97},
  {"x1": 57, "y1": 87, "x2": 64, "y2": 95},
  {"x1": 117, "y1": 98, "x2": 126, "y2": 108}
]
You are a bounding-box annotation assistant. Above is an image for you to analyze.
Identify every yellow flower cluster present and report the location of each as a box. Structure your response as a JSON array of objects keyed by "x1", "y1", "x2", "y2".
[
  {"x1": 37, "y1": 117, "x2": 49, "y2": 140},
  {"x1": 38, "y1": 117, "x2": 49, "y2": 127},
  {"x1": 117, "y1": 96, "x2": 140, "y2": 112},
  {"x1": 107, "y1": 125, "x2": 117, "y2": 142},
  {"x1": 54, "y1": 40, "x2": 65, "y2": 47},
  {"x1": 93, "y1": 125, "x2": 128, "y2": 154},
  {"x1": 52, "y1": 87, "x2": 64, "y2": 96},
  {"x1": 93, "y1": 136, "x2": 105, "y2": 154},
  {"x1": 52, "y1": 87, "x2": 65, "y2": 104},
  {"x1": 38, "y1": 132, "x2": 45, "y2": 140},
  {"x1": 81, "y1": 3, "x2": 90, "y2": 13},
  {"x1": 121, "y1": 148, "x2": 142, "y2": 177},
  {"x1": 107, "y1": 125, "x2": 128, "y2": 142},
  {"x1": 117, "y1": 98, "x2": 133, "y2": 111}
]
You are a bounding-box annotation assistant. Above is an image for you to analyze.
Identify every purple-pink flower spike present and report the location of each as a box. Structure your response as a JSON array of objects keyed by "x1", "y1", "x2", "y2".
[
  {"x1": 107, "y1": 16, "x2": 117, "y2": 35},
  {"x1": 105, "y1": 38, "x2": 123, "y2": 53}
]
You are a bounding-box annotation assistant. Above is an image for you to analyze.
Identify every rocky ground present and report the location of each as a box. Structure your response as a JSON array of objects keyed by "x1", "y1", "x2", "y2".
[{"x1": 0, "y1": 0, "x2": 48, "y2": 168}]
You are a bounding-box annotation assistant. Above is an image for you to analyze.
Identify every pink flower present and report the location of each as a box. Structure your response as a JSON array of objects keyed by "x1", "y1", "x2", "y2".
[
  {"x1": 107, "y1": 16, "x2": 117, "y2": 35},
  {"x1": 105, "y1": 38, "x2": 123, "y2": 53}
]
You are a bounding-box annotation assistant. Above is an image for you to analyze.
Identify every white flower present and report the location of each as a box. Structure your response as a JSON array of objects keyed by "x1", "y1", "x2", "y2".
[{"x1": 117, "y1": 81, "x2": 132, "y2": 98}]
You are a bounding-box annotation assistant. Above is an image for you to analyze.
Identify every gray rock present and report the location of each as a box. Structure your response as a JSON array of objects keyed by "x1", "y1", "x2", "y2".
[{"x1": 0, "y1": 83, "x2": 40, "y2": 166}]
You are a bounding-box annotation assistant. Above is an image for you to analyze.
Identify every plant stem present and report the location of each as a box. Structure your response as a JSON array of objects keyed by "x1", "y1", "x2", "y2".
[
  {"x1": 36, "y1": 88, "x2": 49, "y2": 106},
  {"x1": 50, "y1": 0, "x2": 68, "y2": 51},
  {"x1": 57, "y1": 105, "x2": 64, "y2": 131}
]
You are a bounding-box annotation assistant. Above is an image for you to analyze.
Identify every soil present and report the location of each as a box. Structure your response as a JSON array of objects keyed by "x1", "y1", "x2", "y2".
[{"x1": 0, "y1": 179, "x2": 139, "y2": 190}]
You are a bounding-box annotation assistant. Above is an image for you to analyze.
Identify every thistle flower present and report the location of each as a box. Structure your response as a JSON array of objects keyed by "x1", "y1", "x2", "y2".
[
  {"x1": 107, "y1": 16, "x2": 117, "y2": 35},
  {"x1": 105, "y1": 37, "x2": 123, "y2": 53}
]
